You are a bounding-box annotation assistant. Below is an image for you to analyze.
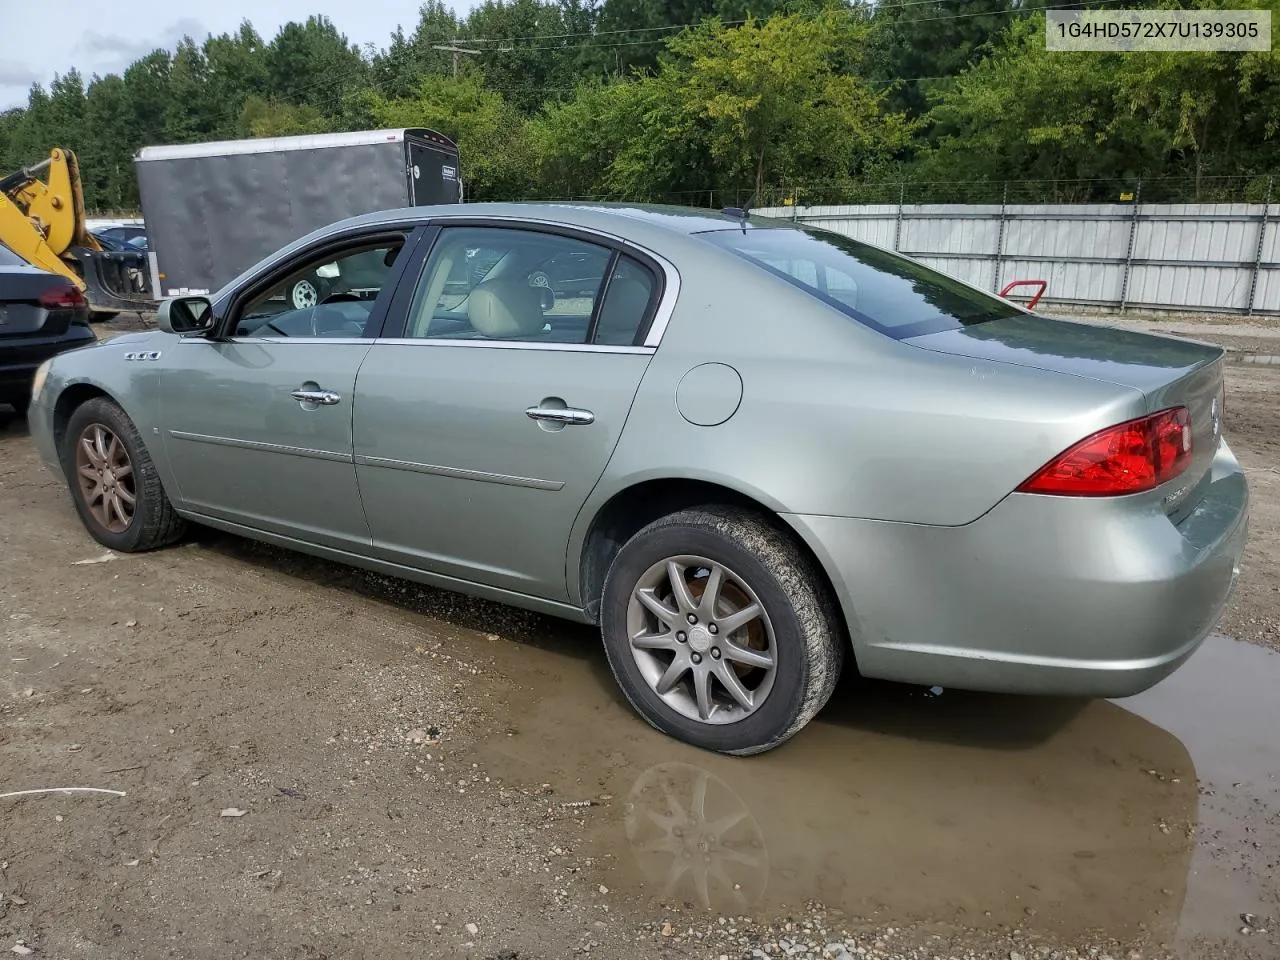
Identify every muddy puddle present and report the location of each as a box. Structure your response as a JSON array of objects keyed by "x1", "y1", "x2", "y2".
[
  {"x1": 470, "y1": 631, "x2": 1279, "y2": 947},
  {"x1": 200, "y1": 539, "x2": 1279, "y2": 948}
]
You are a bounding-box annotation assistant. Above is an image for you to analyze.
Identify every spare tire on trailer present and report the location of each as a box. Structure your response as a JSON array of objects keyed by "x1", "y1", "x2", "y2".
[{"x1": 289, "y1": 279, "x2": 323, "y2": 310}]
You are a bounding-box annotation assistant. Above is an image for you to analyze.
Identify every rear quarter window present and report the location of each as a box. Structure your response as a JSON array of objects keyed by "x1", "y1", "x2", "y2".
[{"x1": 701, "y1": 227, "x2": 1023, "y2": 339}]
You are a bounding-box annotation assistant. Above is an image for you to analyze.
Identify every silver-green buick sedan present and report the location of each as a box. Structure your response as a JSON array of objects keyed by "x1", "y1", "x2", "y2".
[{"x1": 28, "y1": 203, "x2": 1249, "y2": 754}]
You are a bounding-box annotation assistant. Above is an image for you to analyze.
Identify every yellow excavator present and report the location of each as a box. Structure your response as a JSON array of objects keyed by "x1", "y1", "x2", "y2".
[{"x1": 0, "y1": 148, "x2": 156, "y2": 318}]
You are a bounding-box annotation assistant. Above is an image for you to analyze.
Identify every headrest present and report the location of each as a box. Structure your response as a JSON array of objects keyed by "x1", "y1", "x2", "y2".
[
  {"x1": 468, "y1": 277, "x2": 546, "y2": 338},
  {"x1": 594, "y1": 277, "x2": 652, "y2": 345}
]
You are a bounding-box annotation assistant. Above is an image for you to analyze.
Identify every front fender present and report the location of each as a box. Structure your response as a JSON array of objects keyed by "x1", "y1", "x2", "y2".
[{"x1": 33, "y1": 331, "x2": 179, "y2": 496}]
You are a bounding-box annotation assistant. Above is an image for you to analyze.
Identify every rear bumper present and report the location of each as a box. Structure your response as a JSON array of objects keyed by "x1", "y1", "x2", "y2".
[
  {"x1": 0, "y1": 327, "x2": 95, "y2": 401},
  {"x1": 786, "y1": 440, "x2": 1249, "y2": 697}
]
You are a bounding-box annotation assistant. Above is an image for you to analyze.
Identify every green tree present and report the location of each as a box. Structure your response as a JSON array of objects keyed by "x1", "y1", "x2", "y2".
[
  {"x1": 869, "y1": 0, "x2": 1025, "y2": 119},
  {"x1": 918, "y1": 16, "x2": 1151, "y2": 197},
  {"x1": 664, "y1": 13, "x2": 914, "y2": 199},
  {"x1": 165, "y1": 38, "x2": 221, "y2": 143},
  {"x1": 464, "y1": 0, "x2": 580, "y2": 113},
  {"x1": 238, "y1": 96, "x2": 331, "y2": 137},
  {"x1": 121, "y1": 51, "x2": 173, "y2": 153},
  {"x1": 529, "y1": 77, "x2": 700, "y2": 199},
  {"x1": 590, "y1": 0, "x2": 788, "y2": 76},
  {"x1": 367, "y1": 74, "x2": 535, "y2": 199},
  {"x1": 81, "y1": 75, "x2": 136, "y2": 209},
  {"x1": 265, "y1": 16, "x2": 366, "y2": 113},
  {"x1": 373, "y1": 2, "x2": 463, "y2": 100},
  {"x1": 204, "y1": 23, "x2": 271, "y2": 138}
]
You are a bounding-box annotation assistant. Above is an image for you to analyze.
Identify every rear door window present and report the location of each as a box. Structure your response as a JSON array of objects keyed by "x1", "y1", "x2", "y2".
[
  {"x1": 701, "y1": 227, "x2": 1022, "y2": 339},
  {"x1": 404, "y1": 227, "x2": 615, "y2": 344}
]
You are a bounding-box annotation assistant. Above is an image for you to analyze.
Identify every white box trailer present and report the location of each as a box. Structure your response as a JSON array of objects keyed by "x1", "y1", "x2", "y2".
[{"x1": 135, "y1": 128, "x2": 462, "y2": 297}]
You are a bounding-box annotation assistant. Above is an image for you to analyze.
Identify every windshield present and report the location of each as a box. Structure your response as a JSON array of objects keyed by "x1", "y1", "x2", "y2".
[
  {"x1": 701, "y1": 226, "x2": 1023, "y2": 339},
  {"x1": 0, "y1": 243, "x2": 24, "y2": 267}
]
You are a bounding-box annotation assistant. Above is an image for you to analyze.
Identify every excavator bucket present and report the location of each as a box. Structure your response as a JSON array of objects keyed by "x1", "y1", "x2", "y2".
[
  {"x1": 1, "y1": 148, "x2": 158, "y2": 318},
  {"x1": 67, "y1": 246, "x2": 156, "y2": 315}
]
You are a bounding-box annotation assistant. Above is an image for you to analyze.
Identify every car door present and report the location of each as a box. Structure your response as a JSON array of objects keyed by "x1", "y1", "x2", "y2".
[
  {"x1": 159, "y1": 229, "x2": 419, "y2": 551},
  {"x1": 352, "y1": 222, "x2": 669, "y2": 602}
]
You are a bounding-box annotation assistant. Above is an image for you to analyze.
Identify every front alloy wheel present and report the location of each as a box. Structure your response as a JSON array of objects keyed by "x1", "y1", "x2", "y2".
[
  {"x1": 62, "y1": 397, "x2": 186, "y2": 552},
  {"x1": 75, "y1": 423, "x2": 136, "y2": 532}
]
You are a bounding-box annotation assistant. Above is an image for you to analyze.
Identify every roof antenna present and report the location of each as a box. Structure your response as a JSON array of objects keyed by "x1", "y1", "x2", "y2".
[{"x1": 721, "y1": 188, "x2": 756, "y2": 232}]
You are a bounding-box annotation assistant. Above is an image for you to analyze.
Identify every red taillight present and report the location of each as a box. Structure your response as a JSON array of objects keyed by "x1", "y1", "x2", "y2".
[
  {"x1": 1017, "y1": 407, "x2": 1192, "y2": 496},
  {"x1": 39, "y1": 285, "x2": 87, "y2": 310}
]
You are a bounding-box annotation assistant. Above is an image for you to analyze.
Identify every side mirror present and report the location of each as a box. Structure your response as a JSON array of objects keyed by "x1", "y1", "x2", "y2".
[
  {"x1": 315, "y1": 262, "x2": 341, "y2": 279},
  {"x1": 156, "y1": 296, "x2": 216, "y2": 336}
]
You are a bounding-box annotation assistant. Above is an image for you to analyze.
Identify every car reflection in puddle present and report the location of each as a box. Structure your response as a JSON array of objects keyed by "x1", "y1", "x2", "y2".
[
  {"x1": 478, "y1": 633, "x2": 1279, "y2": 947},
  {"x1": 623, "y1": 761, "x2": 769, "y2": 913}
]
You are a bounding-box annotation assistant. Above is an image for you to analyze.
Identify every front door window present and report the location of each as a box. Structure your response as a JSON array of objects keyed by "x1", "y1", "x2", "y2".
[{"x1": 233, "y1": 241, "x2": 406, "y2": 339}]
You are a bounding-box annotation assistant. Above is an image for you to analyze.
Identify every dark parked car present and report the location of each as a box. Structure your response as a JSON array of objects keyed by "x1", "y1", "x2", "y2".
[
  {"x1": 0, "y1": 244, "x2": 96, "y2": 415},
  {"x1": 91, "y1": 232, "x2": 130, "y2": 251},
  {"x1": 96, "y1": 225, "x2": 148, "y2": 247}
]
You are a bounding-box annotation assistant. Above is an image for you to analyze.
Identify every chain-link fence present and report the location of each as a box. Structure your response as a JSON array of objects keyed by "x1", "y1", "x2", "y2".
[
  {"x1": 91, "y1": 176, "x2": 1280, "y2": 218},
  {"x1": 505, "y1": 175, "x2": 1280, "y2": 210}
]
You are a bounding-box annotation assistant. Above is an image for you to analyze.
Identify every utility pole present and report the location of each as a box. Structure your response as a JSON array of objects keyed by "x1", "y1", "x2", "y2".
[{"x1": 432, "y1": 44, "x2": 480, "y2": 77}]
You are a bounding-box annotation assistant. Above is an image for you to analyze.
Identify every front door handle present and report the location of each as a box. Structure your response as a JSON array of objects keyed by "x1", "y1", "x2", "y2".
[
  {"x1": 525, "y1": 404, "x2": 594, "y2": 425},
  {"x1": 291, "y1": 388, "x2": 342, "y2": 406}
]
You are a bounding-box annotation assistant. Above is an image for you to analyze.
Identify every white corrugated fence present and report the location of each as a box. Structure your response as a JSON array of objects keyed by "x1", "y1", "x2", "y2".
[{"x1": 755, "y1": 202, "x2": 1279, "y2": 316}]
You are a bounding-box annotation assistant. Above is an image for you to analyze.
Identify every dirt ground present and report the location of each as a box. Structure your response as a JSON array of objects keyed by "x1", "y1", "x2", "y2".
[{"x1": 1, "y1": 314, "x2": 1278, "y2": 960}]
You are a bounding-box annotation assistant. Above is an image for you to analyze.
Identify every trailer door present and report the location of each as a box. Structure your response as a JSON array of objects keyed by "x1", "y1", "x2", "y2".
[{"x1": 408, "y1": 139, "x2": 460, "y2": 204}]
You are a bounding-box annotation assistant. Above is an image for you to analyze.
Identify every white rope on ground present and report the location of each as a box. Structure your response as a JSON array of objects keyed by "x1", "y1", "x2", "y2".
[{"x1": 0, "y1": 787, "x2": 126, "y2": 800}]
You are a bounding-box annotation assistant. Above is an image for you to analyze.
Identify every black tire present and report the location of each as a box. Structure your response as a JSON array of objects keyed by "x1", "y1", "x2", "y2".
[
  {"x1": 62, "y1": 397, "x2": 186, "y2": 552},
  {"x1": 7, "y1": 395, "x2": 30, "y2": 417},
  {"x1": 600, "y1": 506, "x2": 844, "y2": 755}
]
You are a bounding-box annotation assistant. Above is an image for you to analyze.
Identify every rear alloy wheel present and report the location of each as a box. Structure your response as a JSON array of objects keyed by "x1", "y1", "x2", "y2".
[
  {"x1": 601, "y1": 507, "x2": 844, "y2": 755},
  {"x1": 63, "y1": 397, "x2": 185, "y2": 552}
]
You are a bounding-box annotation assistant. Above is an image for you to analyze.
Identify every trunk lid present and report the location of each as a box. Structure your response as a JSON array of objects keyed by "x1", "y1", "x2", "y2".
[
  {"x1": 905, "y1": 314, "x2": 1225, "y2": 515},
  {"x1": 0, "y1": 264, "x2": 74, "y2": 337}
]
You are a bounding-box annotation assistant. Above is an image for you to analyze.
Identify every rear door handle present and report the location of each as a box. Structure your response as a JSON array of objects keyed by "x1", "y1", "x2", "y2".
[
  {"x1": 525, "y1": 404, "x2": 595, "y2": 425},
  {"x1": 291, "y1": 388, "x2": 342, "y2": 406}
]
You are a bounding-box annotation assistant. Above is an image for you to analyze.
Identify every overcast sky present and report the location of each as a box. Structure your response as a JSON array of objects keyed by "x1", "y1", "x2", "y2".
[{"x1": 0, "y1": 0, "x2": 469, "y2": 110}]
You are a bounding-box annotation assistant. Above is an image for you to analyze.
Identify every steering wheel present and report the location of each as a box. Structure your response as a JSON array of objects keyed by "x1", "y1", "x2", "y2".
[{"x1": 311, "y1": 292, "x2": 366, "y2": 337}]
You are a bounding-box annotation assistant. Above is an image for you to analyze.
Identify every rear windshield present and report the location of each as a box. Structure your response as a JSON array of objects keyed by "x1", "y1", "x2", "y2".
[
  {"x1": 701, "y1": 227, "x2": 1022, "y2": 339},
  {"x1": 0, "y1": 243, "x2": 23, "y2": 267}
]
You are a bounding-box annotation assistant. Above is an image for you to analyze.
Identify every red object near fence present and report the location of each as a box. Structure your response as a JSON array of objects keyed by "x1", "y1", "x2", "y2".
[{"x1": 999, "y1": 279, "x2": 1047, "y2": 310}]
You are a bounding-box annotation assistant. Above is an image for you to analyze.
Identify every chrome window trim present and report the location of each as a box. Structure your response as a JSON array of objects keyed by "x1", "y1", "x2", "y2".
[
  {"x1": 630, "y1": 246, "x2": 680, "y2": 348},
  {"x1": 176, "y1": 337, "x2": 376, "y2": 346},
  {"x1": 405, "y1": 222, "x2": 681, "y2": 348},
  {"x1": 371, "y1": 338, "x2": 654, "y2": 355},
  {"x1": 230, "y1": 214, "x2": 683, "y2": 347}
]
